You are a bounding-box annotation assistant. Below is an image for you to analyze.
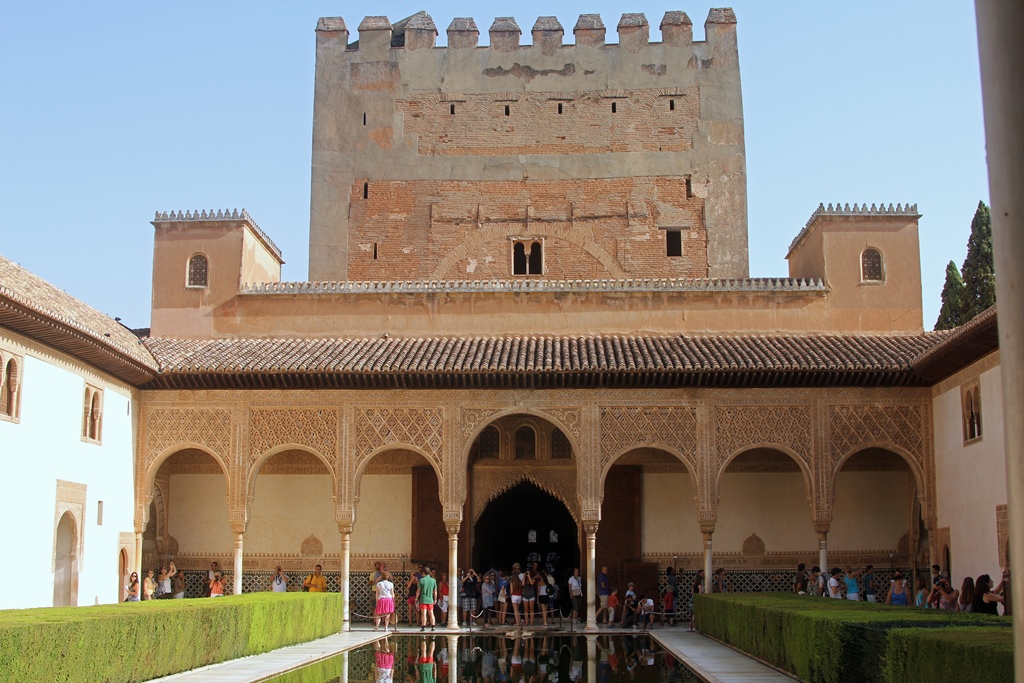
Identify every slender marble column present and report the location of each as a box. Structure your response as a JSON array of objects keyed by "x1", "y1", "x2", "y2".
[
  {"x1": 584, "y1": 523, "x2": 598, "y2": 632},
  {"x1": 340, "y1": 526, "x2": 352, "y2": 631},
  {"x1": 818, "y1": 532, "x2": 828, "y2": 575},
  {"x1": 702, "y1": 531, "x2": 714, "y2": 594},
  {"x1": 232, "y1": 532, "x2": 244, "y2": 595},
  {"x1": 447, "y1": 636, "x2": 459, "y2": 683},
  {"x1": 447, "y1": 524, "x2": 460, "y2": 630}
]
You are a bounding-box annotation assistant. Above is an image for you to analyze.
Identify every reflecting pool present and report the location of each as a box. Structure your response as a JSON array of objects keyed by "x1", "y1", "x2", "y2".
[{"x1": 266, "y1": 634, "x2": 702, "y2": 683}]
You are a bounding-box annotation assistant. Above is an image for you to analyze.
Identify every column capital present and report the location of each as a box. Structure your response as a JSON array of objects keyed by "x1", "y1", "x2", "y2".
[
  {"x1": 231, "y1": 521, "x2": 247, "y2": 535},
  {"x1": 699, "y1": 523, "x2": 716, "y2": 538},
  {"x1": 338, "y1": 521, "x2": 354, "y2": 535},
  {"x1": 583, "y1": 521, "x2": 600, "y2": 535},
  {"x1": 445, "y1": 522, "x2": 461, "y2": 537},
  {"x1": 813, "y1": 521, "x2": 831, "y2": 536}
]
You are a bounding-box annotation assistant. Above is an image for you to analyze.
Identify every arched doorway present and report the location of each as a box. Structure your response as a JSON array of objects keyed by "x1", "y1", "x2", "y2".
[
  {"x1": 473, "y1": 482, "x2": 579, "y2": 579},
  {"x1": 53, "y1": 511, "x2": 77, "y2": 607}
]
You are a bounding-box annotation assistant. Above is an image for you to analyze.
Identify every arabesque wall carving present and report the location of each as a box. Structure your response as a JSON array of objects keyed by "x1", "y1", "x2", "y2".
[
  {"x1": 144, "y1": 407, "x2": 232, "y2": 470},
  {"x1": 249, "y1": 407, "x2": 338, "y2": 473},
  {"x1": 714, "y1": 404, "x2": 812, "y2": 472},
  {"x1": 599, "y1": 405, "x2": 697, "y2": 475},
  {"x1": 354, "y1": 407, "x2": 444, "y2": 471}
]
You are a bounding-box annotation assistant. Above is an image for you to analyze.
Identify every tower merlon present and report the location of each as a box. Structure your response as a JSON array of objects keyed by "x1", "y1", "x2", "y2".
[
  {"x1": 532, "y1": 17, "x2": 564, "y2": 56},
  {"x1": 617, "y1": 13, "x2": 649, "y2": 53},
  {"x1": 489, "y1": 17, "x2": 522, "y2": 52},
  {"x1": 356, "y1": 16, "x2": 393, "y2": 58},
  {"x1": 704, "y1": 8, "x2": 738, "y2": 62},
  {"x1": 660, "y1": 11, "x2": 692, "y2": 48},
  {"x1": 152, "y1": 209, "x2": 283, "y2": 264},
  {"x1": 393, "y1": 11, "x2": 437, "y2": 50},
  {"x1": 573, "y1": 14, "x2": 606, "y2": 47},
  {"x1": 447, "y1": 17, "x2": 479, "y2": 48}
]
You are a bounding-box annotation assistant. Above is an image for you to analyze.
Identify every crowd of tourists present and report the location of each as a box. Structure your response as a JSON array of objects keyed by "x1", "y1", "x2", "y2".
[{"x1": 793, "y1": 562, "x2": 1012, "y2": 615}]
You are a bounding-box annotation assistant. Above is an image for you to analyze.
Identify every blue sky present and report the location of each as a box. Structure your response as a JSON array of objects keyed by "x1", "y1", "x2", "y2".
[{"x1": 0, "y1": 1, "x2": 987, "y2": 330}]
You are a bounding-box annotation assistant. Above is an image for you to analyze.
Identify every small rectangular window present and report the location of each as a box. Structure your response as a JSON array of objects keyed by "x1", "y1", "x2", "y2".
[
  {"x1": 363, "y1": 182, "x2": 369, "y2": 199},
  {"x1": 685, "y1": 177, "x2": 692, "y2": 198},
  {"x1": 669, "y1": 99, "x2": 675, "y2": 111},
  {"x1": 504, "y1": 105, "x2": 510, "y2": 116},
  {"x1": 450, "y1": 103, "x2": 456, "y2": 115},
  {"x1": 557, "y1": 103, "x2": 563, "y2": 114},
  {"x1": 666, "y1": 230, "x2": 682, "y2": 257},
  {"x1": 611, "y1": 102, "x2": 617, "y2": 113},
  {"x1": 362, "y1": 113, "x2": 367, "y2": 126},
  {"x1": 373, "y1": 243, "x2": 378, "y2": 260}
]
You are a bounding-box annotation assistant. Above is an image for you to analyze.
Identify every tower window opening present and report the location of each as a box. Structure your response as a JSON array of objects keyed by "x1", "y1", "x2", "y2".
[
  {"x1": 513, "y1": 240, "x2": 543, "y2": 275},
  {"x1": 363, "y1": 182, "x2": 369, "y2": 199},
  {"x1": 450, "y1": 103, "x2": 455, "y2": 115},
  {"x1": 670, "y1": 99, "x2": 675, "y2": 111},
  {"x1": 363, "y1": 112, "x2": 366, "y2": 126},
  {"x1": 373, "y1": 243, "x2": 378, "y2": 260},
  {"x1": 861, "y1": 248, "x2": 883, "y2": 282},
  {"x1": 685, "y1": 176, "x2": 693, "y2": 198},
  {"x1": 557, "y1": 103, "x2": 563, "y2": 114},
  {"x1": 666, "y1": 230, "x2": 683, "y2": 257},
  {"x1": 504, "y1": 105, "x2": 510, "y2": 116},
  {"x1": 187, "y1": 254, "x2": 209, "y2": 288},
  {"x1": 611, "y1": 102, "x2": 617, "y2": 113}
]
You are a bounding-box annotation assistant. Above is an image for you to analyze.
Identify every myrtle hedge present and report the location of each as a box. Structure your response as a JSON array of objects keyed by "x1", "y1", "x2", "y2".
[
  {"x1": 0, "y1": 592, "x2": 343, "y2": 683},
  {"x1": 693, "y1": 593, "x2": 1012, "y2": 683}
]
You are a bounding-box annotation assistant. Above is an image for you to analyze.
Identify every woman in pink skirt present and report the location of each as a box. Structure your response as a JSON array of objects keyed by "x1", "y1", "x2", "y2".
[{"x1": 375, "y1": 570, "x2": 396, "y2": 631}]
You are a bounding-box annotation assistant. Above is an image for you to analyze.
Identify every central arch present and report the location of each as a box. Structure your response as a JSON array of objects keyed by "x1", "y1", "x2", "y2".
[{"x1": 472, "y1": 481, "x2": 580, "y2": 579}]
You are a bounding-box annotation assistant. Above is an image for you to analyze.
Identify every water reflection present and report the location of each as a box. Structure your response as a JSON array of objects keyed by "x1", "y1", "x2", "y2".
[{"x1": 269, "y1": 634, "x2": 700, "y2": 683}]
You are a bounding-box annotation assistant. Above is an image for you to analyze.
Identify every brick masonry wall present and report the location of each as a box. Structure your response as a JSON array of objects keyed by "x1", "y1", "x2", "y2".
[
  {"x1": 398, "y1": 87, "x2": 699, "y2": 156},
  {"x1": 348, "y1": 177, "x2": 708, "y2": 280}
]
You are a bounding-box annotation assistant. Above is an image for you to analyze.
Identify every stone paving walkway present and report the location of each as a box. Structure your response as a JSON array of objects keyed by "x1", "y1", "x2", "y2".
[{"x1": 146, "y1": 624, "x2": 796, "y2": 683}]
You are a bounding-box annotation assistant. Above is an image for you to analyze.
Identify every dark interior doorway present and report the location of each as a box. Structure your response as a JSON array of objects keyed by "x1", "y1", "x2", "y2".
[{"x1": 473, "y1": 482, "x2": 579, "y2": 583}]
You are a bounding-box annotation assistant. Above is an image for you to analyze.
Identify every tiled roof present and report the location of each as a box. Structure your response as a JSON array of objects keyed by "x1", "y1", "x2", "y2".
[
  {"x1": 141, "y1": 331, "x2": 948, "y2": 390},
  {"x1": 0, "y1": 253, "x2": 158, "y2": 383}
]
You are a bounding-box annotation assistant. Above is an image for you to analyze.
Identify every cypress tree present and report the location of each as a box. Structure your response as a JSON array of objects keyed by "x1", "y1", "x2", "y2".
[
  {"x1": 958, "y1": 200, "x2": 997, "y2": 322},
  {"x1": 934, "y1": 260, "x2": 965, "y2": 330}
]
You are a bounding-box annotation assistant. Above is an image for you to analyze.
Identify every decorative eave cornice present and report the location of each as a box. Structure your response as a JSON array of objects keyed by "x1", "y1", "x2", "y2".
[
  {"x1": 242, "y1": 277, "x2": 828, "y2": 296},
  {"x1": 787, "y1": 202, "x2": 921, "y2": 258},
  {"x1": 152, "y1": 209, "x2": 284, "y2": 264},
  {"x1": 910, "y1": 306, "x2": 999, "y2": 383},
  {"x1": 0, "y1": 294, "x2": 157, "y2": 385}
]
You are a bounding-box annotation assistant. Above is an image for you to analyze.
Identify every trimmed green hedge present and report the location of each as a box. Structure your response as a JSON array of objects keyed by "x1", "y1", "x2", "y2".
[
  {"x1": 693, "y1": 593, "x2": 1012, "y2": 683},
  {"x1": 0, "y1": 593, "x2": 343, "y2": 683}
]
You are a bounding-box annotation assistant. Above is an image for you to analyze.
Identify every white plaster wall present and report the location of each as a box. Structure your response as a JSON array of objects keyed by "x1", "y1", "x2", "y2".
[
  {"x1": 830, "y1": 471, "x2": 910, "y2": 551},
  {"x1": 715, "y1": 473, "x2": 818, "y2": 553},
  {"x1": 934, "y1": 361, "x2": 1007, "y2": 587},
  {"x1": 246, "y1": 474, "x2": 339, "y2": 557},
  {"x1": 166, "y1": 474, "x2": 235, "y2": 555},
  {"x1": 352, "y1": 475, "x2": 412, "y2": 556},
  {"x1": 641, "y1": 473, "x2": 702, "y2": 553},
  {"x1": 0, "y1": 349, "x2": 136, "y2": 609}
]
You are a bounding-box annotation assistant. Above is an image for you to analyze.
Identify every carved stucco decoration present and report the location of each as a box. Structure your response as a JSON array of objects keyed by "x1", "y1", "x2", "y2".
[
  {"x1": 742, "y1": 532, "x2": 766, "y2": 557},
  {"x1": 599, "y1": 406, "x2": 698, "y2": 477},
  {"x1": 249, "y1": 408, "x2": 338, "y2": 474},
  {"x1": 829, "y1": 404, "x2": 923, "y2": 468},
  {"x1": 714, "y1": 404, "x2": 812, "y2": 473},
  {"x1": 301, "y1": 534, "x2": 324, "y2": 558},
  {"x1": 144, "y1": 407, "x2": 232, "y2": 471},
  {"x1": 470, "y1": 466, "x2": 578, "y2": 528},
  {"x1": 355, "y1": 408, "x2": 444, "y2": 466}
]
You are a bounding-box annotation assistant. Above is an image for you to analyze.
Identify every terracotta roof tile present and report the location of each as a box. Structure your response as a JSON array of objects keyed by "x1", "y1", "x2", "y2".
[
  {"x1": 141, "y1": 331, "x2": 949, "y2": 389},
  {"x1": 0, "y1": 253, "x2": 158, "y2": 382}
]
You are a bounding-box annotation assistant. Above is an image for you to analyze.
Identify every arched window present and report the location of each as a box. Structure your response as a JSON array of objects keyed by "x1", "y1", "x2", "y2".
[
  {"x1": 478, "y1": 426, "x2": 500, "y2": 459},
  {"x1": 0, "y1": 357, "x2": 16, "y2": 418},
  {"x1": 187, "y1": 254, "x2": 209, "y2": 287},
  {"x1": 515, "y1": 426, "x2": 536, "y2": 460},
  {"x1": 513, "y1": 242, "x2": 527, "y2": 275},
  {"x1": 963, "y1": 383, "x2": 982, "y2": 443},
  {"x1": 512, "y1": 241, "x2": 543, "y2": 275},
  {"x1": 82, "y1": 385, "x2": 103, "y2": 443},
  {"x1": 861, "y1": 248, "x2": 883, "y2": 282},
  {"x1": 551, "y1": 428, "x2": 572, "y2": 459}
]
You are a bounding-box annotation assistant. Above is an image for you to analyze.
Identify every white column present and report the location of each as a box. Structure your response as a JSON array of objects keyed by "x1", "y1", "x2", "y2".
[
  {"x1": 447, "y1": 636, "x2": 459, "y2": 683},
  {"x1": 586, "y1": 636, "x2": 598, "y2": 683},
  {"x1": 447, "y1": 524, "x2": 460, "y2": 630},
  {"x1": 584, "y1": 523, "x2": 598, "y2": 632},
  {"x1": 818, "y1": 531, "x2": 828, "y2": 574},
  {"x1": 340, "y1": 525, "x2": 352, "y2": 632},
  {"x1": 702, "y1": 531, "x2": 714, "y2": 594},
  {"x1": 232, "y1": 532, "x2": 244, "y2": 595},
  {"x1": 975, "y1": 4, "x2": 1024, "y2": 677},
  {"x1": 341, "y1": 650, "x2": 349, "y2": 683}
]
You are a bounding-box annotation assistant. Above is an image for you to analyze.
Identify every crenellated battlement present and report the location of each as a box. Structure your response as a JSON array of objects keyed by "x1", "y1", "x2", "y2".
[
  {"x1": 788, "y1": 202, "x2": 921, "y2": 255},
  {"x1": 153, "y1": 209, "x2": 282, "y2": 261},
  {"x1": 315, "y1": 9, "x2": 736, "y2": 54}
]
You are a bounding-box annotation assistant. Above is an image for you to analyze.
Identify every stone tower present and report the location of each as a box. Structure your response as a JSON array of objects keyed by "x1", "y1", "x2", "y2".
[{"x1": 309, "y1": 9, "x2": 748, "y2": 283}]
